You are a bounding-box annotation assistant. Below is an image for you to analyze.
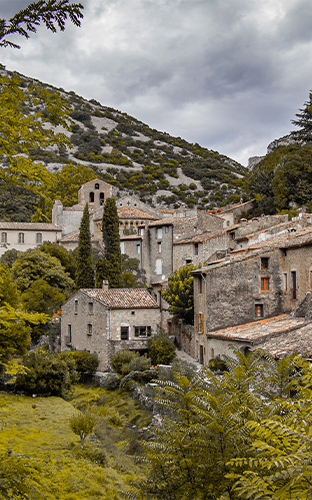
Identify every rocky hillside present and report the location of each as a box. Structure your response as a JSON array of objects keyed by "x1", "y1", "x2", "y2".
[{"x1": 0, "y1": 65, "x2": 247, "y2": 220}]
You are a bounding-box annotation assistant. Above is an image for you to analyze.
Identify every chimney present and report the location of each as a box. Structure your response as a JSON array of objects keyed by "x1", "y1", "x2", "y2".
[{"x1": 102, "y1": 280, "x2": 109, "y2": 290}]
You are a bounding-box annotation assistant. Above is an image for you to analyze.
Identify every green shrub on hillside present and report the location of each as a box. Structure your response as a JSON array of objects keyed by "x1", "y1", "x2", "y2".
[
  {"x1": 59, "y1": 350, "x2": 99, "y2": 381},
  {"x1": 111, "y1": 350, "x2": 151, "y2": 377},
  {"x1": 148, "y1": 333, "x2": 176, "y2": 366}
]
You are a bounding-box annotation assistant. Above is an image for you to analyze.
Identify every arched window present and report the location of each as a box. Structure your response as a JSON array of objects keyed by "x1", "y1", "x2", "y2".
[
  {"x1": 95, "y1": 183, "x2": 100, "y2": 189},
  {"x1": 100, "y1": 192, "x2": 105, "y2": 205},
  {"x1": 89, "y1": 192, "x2": 94, "y2": 202}
]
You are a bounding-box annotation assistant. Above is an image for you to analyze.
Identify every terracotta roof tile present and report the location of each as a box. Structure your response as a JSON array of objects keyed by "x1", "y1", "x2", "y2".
[
  {"x1": 117, "y1": 206, "x2": 158, "y2": 219},
  {"x1": 251, "y1": 322, "x2": 312, "y2": 358},
  {"x1": 120, "y1": 234, "x2": 143, "y2": 241},
  {"x1": 0, "y1": 222, "x2": 61, "y2": 231},
  {"x1": 59, "y1": 231, "x2": 99, "y2": 242},
  {"x1": 80, "y1": 288, "x2": 159, "y2": 309}
]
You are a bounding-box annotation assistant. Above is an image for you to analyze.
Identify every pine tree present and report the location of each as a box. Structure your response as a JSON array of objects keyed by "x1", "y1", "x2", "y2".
[
  {"x1": 75, "y1": 204, "x2": 94, "y2": 289},
  {"x1": 291, "y1": 89, "x2": 312, "y2": 141},
  {"x1": 96, "y1": 197, "x2": 122, "y2": 288}
]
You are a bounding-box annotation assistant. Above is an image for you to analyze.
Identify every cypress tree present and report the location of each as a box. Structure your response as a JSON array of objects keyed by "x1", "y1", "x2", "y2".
[
  {"x1": 76, "y1": 204, "x2": 94, "y2": 289},
  {"x1": 96, "y1": 197, "x2": 122, "y2": 288}
]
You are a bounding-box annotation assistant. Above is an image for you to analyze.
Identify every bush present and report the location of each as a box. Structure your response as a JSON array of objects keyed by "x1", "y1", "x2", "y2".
[
  {"x1": 111, "y1": 350, "x2": 151, "y2": 377},
  {"x1": 101, "y1": 373, "x2": 120, "y2": 390},
  {"x1": 15, "y1": 346, "x2": 78, "y2": 397},
  {"x1": 148, "y1": 333, "x2": 176, "y2": 366},
  {"x1": 208, "y1": 356, "x2": 228, "y2": 373},
  {"x1": 59, "y1": 351, "x2": 98, "y2": 382}
]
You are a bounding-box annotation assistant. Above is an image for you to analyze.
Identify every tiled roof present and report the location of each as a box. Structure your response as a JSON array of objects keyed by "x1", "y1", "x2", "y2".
[
  {"x1": 78, "y1": 178, "x2": 112, "y2": 189},
  {"x1": 63, "y1": 203, "x2": 85, "y2": 212},
  {"x1": 206, "y1": 315, "x2": 306, "y2": 345},
  {"x1": 117, "y1": 206, "x2": 158, "y2": 219},
  {"x1": 175, "y1": 230, "x2": 226, "y2": 245},
  {"x1": 251, "y1": 322, "x2": 312, "y2": 358},
  {"x1": 0, "y1": 222, "x2": 61, "y2": 231},
  {"x1": 59, "y1": 231, "x2": 99, "y2": 242},
  {"x1": 80, "y1": 288, "x2": 159, "y2": 309},
  {"x1": 120, "y1": 234, "x2": 143, "y2": 241},
  {"x1": 148, "y1": 216, "x2": 197, "y2": 227}
]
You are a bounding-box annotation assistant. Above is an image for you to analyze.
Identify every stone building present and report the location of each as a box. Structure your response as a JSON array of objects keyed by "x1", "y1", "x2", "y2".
[
  {"x1": 0, "y1": 222, "x2": 62, "y2": 257},
  {"x1": 61, "y1": 286, "x2": 160, "y2": 371},
  {"x1": 191, "y1": 224, "x2": 312, "y2": 364}
]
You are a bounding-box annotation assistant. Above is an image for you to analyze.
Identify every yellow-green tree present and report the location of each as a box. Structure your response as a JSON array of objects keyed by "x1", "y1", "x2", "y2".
[{"x1": 162, "y1": 264, "x2": 196, "y2": 324}]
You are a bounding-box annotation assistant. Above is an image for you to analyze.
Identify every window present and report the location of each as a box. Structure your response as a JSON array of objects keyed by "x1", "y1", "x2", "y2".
[
  {"x1": 156, "y1": 227, "x2": 162, "y2": 239},
  {"x1": 120, "y1": 242, "x2": 125, "y2": 254},
  {"x1": 89, "y1": 192, "x2": 94, "y2": 202},
  {"x1": 185, "y1": 258, "x2": 192, "y2": 264},
  {"x1": 291, "y1": 271, "x2": 297, "y2": 299},
  {"x1": 198, "y1": 276, "x2": 203, "y2": 293},
  {"x1": 121, "y1": 326, "x2": 129, "y2": 340},
  {"x1": 100, "y1": 192, "x2": 104, "y2": 205},
  {"x1": 88, "y1": 302, "x2": 93, "y2": 314},
  {"x1": 66, "y1": 325, "x2": 72, "y2": 345},
  {"x1": 310, "y1": 271, "x2": 312, "y2": 290},
  {"x1": 95, "y1": 183, "x2": 100, "y2": 189},
  {"x1": 36, "y1": 233, "x2": 42, "y2": 244},
  {"x1": 157, "y1": 242, "x2": 162, "y2": 253},
  {"x1": 261, "y1": 257, "x2": 269, "y2": 269},
  {"x1": 139, "y1": 227, "x2": 144, "y2": 236},
  {"x1": 255, "y1": 304, "x2": 264, "y2": 318},
  {"x1": 194, "y1": 243, "x2": 199, "y2": 256},
  {"x1": 74, "y1": 299, "x2": 78, "y2": 314},
  {"x1": 134, "y1": 326, "x2": 152, "y2": 337},
  {"x1": 165, "y1": 226, "x2": 169, "y2": 233},
  {"x1": 18, "y1": 233, "x2": 25, "y2": 244},
  {"x1": 283, "y1": 273, "x2": 288, "y2": 291},
  {"x1": 156, "y1": 259, "x2": 162, "y2": 274},
  {"x1": 211, "y1": 348, "x2": 214, "y2": 358},
  {"x1": 1, "y1": 232, "x2": 7, "y2": 243},
  {"x1": 136, "y1": 243, "x2": 141, "y2": 255},
  {"x1": 199, "y1": 313, "x2": 204, "y2": 333},
  {"x1": 230, "y1": 232, "x2": 235, "y2": 240},
  {"x1": 261, "y1": 278, "x2": 270, "y2": 291},
  {"x1": 87, "y1": 323, "x2": 92, "y2": 336}
]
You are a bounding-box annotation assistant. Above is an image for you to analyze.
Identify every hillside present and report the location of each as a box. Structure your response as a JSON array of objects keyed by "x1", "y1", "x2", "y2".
[{"x1": 0, "y1": 64, "x2": 247, "y2": 221}]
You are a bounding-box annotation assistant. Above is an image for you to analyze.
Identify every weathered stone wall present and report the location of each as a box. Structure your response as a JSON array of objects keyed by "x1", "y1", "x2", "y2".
[
  {"x1": 143, "y1": 224, "x2": 174, "y2": 285},
  {"x1": 78, "y1": 179, "x2": 113, "y2": 209},
  {"x1": 173, "y1": 320, "x2": 196, "y2": 359},
  {"x1": 0, "y1": 227, "x2": 61, "y2": 257}
]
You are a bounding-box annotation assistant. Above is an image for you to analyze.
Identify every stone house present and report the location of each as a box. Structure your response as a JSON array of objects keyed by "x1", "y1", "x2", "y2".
[
  {"x1": 191, "y1": 224, "x2": 312, "y2": 364},
  {"x1": 61, "y1": 286, "x2": 160, "y2": 371},
  {"x1": 0, "y1": 222, "x2": 62, "y2": 257}
]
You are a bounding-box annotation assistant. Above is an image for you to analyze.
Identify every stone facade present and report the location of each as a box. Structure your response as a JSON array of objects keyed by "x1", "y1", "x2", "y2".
[
  {"x1": 61, "y1": 288, "x2": 160, "y2": 371},
  {"x1": 0, "y1": 222, "x2": 62, "y2": 257}
]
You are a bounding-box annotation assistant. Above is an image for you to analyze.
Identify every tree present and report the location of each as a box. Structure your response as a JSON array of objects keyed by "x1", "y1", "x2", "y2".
[
  {"x1": 75, "y1": 204, "x2": 94, "y2": 289},
  {"x1": 162, "y1": 264, "x2": 196, "y2": 325},
  {"x1": 69, "y1": 410, "x2": 97, "y2": 449},
  {"x1": 40, "y1": 241, "x2": 76, "y2": 280},
  {"x1": 96, "y1": 197, "x2": 122, "y2": 288},
  {"x1": 148, "y1": 332, "x2": 176, "y2": 365},
  {"x1": 0, "y1": 0, "x2": 84, "y2": 49},
  {"x1": 21, "y1": 279, "x2": 66, "y2": 315},
  {"x1": 121, "y1": 254, "x2": 146, "y2": 288},
  {"x1": 292, "y1": 89, "x2": 312, "y2": 141}
]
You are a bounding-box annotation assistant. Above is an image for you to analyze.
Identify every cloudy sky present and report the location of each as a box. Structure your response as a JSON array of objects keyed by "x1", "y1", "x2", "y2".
[{"x1": 2, "y1": 0, "x2": 312, "y2": 166}]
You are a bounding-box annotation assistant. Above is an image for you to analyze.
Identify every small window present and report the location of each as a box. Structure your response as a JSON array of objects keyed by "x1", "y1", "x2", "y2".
[
  {"x1": 156, "y1": 227, "x2": 162, "y2": 239},
  {"x1": 261, "y1": 258, "x2": 269, "y2": 269},
  {"x1": 1, "y1": 232, "x2": 7, "y2": 243},
  {"x1": 194, "y1": 243, "x2": 199, "y2": 256},
  {"x1": 121, "y1": 326, "x2": 129, "y2": 340},
  {"x1": 88, "y1": 302, "x2": 93, "y2": 314},
  {"x1": 95, "y1": 183, "x2": 100, "y2": 189},
  {"x1": 185, "y1": 258, "x2": 192, "y2": 264},
  {"x1": 131, "y1": 311, "x2": 135, "y2": 315},
  {"x1": 120, "y1": 242, "x2": 125, "y2": 254},
  {"x1": 255, "y1": 304, "x2": 264, "y2": 318},
  {"x1": 283, "y1": 273, "x2": 288, "y2": 291},
  {"x1": 200, "y1": 313, "x2": 204, "y2": 333},
  {"x1": 74, "y1": 299, "x2": 78, "y2": 314},
  {"x1": 100, "y1": 192, "x2": 104, "y2": 205},
  {"x1": 36, "y1": 233, "x2": 42, "y2": 244},
  {"x1": 87, "y1": 323, "x2": 92, "y2": 336},
  {"x1": 137, "y1": 243, "x2": 141, "y2": 255},
  {"x1": 156, "y1": 259, "x2": 162, "y2": 274},
  {"x1": 89, "y1": 192, "x2": 94, "y2": 202},
  {"x1": 135, "y1": 326, "x2": 152, "y2": 337},
  {"x1": 18, "y1": 232, "x2": 25, "y2": 244},
  {"x1": 66, "y1": 324, "x2": 72, "y2": 345},
  {"x1": 211, "y1": 347, "x2": 214, "y2": 358},
  {"x1": 291, "y1": 271, "x2": 297, "y2": 299},
  {"x1": 199, "y1": 276, "x2": 203, "y2": 293},
  {"x1": 139, "y1": 227, "x2": 144, "y2": 236},
  {"x1": 157, "y1": 242, "x2": 162, "y2": 253},
  {"x1": 230, "y1": 232, "x2": 235, "y2": 240},
  {"x1": 165, "y1": 226, "x2": 169, "y2": 233},
  {"x1": 261, "y1": 278, "x2": 270, "y2": 291}
]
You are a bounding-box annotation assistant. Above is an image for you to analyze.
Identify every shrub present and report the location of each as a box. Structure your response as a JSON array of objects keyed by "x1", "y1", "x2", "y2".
[
  {"x1": 208, "y1": 356, "x2": 228, "y2": 373},
  {"x1": 15, "y1": 346, "x2": 78, "y2": 397},
  {"x1": 148, "y1": 333, "x2": 176, "y2": 366},
  {"x1": 59, "y1": 351, "x2": 98, "y2": 382},
  {"x1": 111, "y1": 350, "x2": 151, "y2": 377},
  {"x1": 101, "y1": 373, "x2": 120, "y2": 390}
]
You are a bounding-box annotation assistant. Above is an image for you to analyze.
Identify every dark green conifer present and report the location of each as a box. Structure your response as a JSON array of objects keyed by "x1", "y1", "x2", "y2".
[
  {"x1": 96, "y1": 197, "x2": 122, "y2": 288},
  {"x1": 75, "y1": 204, "x2": 94, "y2": 289}
]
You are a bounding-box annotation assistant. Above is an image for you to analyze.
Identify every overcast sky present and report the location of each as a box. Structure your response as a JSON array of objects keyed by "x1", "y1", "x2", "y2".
[{"x1": 2, "y1": 0, "x2": 312, "y2": 166}]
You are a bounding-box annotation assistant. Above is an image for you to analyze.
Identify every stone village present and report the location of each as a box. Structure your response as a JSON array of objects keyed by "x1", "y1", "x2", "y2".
[{"x1": 2, "y1": 177, "x2": 312, "y2": 370}]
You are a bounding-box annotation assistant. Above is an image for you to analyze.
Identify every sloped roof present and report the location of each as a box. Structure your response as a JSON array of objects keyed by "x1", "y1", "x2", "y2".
[
  {"x1": 59, "y1": 231, "x2": 99, "y2": 242},
  {"x1": 206, "y1": 315, "x2": 306, "y2": 345},
  {"x1": 78, "y1": 178, "x2": 112, "y2": 190},
  {"x1": 174, "y1": 230, "x2": 227, "y2": 245},
  {"x1": 117, "y1": 206, "x2": 158, "y2": 220},
  {"x1": 0, "y1": 222, "x2": 61, "y2": 231},
  {"x1": 120, "y1": 234, "x2": 143, "y2": 241},
  {"x1": 80, "y1": 288, "x2": 159, "y2": 309},
  {"x1": 251, "y1": 322, "x2": 312, "y2": 358}
]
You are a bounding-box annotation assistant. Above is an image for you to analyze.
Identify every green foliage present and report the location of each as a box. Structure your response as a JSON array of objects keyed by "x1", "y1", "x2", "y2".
[
  {"x1": 75, "y1": 203, "x2": 95, "y2": 289},
  {"x1": 148, "y1": 332, "x2": 176, "y2": 366},
  {"x1": 208, "y1": 355, "x2": 228, "y2": 372},
  {"x1": 111, "y1": 350, "x2": 151, "y2": 377},
  {"x1": 60, "y1": 350, "x2": 99, "y2": 381},
  {"x1": 121, "y1": 254, "x2": 147, "y2": 288},
  {"x1": 162, "y1": 264, "x2": 196, "y2": 324},
  {"x1": 21, "y1": 278, "x2": 66, "y2": 315},
  {"x1": 96, "y1": 197, "x2": 122, "y2": 288},
  {"x1": 0, "y1": 450, "x2": 40, "y2": 499},
  {"x1": 292, "y1": 88, "x2": 312, "y2": 142},
  {"x1": 11, "y1": 248, "x2": 74, "y2": 296},
  {"x1": 15, "y1": 346, "x2": 78, "y2": 397},
  {"x1": 40, "y1": 241, "x2": 76, "y2": 280},
  {"x1": 69, "y1": 410, "x2": 97, "y2": 449},
  {"x1": 0, "y1": 0, "x2": 84, "y2": 49}
]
